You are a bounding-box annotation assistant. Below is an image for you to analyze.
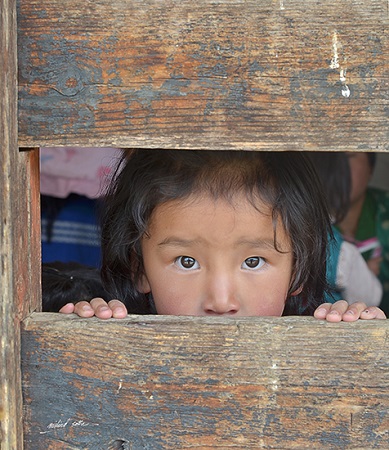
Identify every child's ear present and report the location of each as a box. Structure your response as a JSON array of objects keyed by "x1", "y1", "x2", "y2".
[
  {"x1": 290, "y1": 285, "x2": 303, "y2": 297},
  {"x1": 137, "y1": 274, "x2": 151, "y2": 294}
]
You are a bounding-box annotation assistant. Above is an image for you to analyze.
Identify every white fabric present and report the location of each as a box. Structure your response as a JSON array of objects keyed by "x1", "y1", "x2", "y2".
[{"x1": 336, "y1": 241, "x2": 382, "y2": 306}]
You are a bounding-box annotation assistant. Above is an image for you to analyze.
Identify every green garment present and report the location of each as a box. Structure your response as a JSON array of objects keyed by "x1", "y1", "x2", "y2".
[
  {"x1": 325, "y1": 227, "x2": 344, "y2": 303},
  {"x1": 355, "y1": 188, "x2": 389, "y2": 316}
]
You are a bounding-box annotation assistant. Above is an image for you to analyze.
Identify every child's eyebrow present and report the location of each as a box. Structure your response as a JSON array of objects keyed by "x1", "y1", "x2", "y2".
[
  {"x1": 235, "y1": 238, "x2": 277, "y2": 250},
  {"x1": 158, "y1": 237, "x2": 204, "y2": 248},
  {"x1": 158, "y1": 237, "x2": 278, "y2": 250}
]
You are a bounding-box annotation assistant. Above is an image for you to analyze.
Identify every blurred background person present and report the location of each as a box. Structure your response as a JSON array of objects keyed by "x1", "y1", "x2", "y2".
[
  {"x1": 337, "y1": 152, "x2": 389, "y2": 315},
  {"x1": 308, "y1": 152, "x2": 382, "y2": 307}
]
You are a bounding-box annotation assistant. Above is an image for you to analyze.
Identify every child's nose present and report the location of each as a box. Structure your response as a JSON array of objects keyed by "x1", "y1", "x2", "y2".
[{"x1": 202, "y1": 276, "x2": 240, "y2": 315}]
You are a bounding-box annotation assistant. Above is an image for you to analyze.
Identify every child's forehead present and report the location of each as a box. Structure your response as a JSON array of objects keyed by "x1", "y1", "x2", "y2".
[
  {"x1": 146, "y1": 193, "x2": 292, "y2": 252},
  {"x1": 157, "y1": 192, "x2": 274, "y2": 216},
  {"x1": 148, "y1": 193, "x2": 286, "y2": 238}
]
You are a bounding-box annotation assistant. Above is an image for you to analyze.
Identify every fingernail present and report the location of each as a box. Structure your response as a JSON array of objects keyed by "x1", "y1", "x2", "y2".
[
  {"x1": 329, "y1": 310, "x2": 339, "y2": 315},
  {"x1": 317, "y1": 308, "x2": 326, "y2": 314},
  {"x1": 346, "y1": 310, "x2": 354, "y2": 315},
  {"x1": 82, "y1": 305, "x2": 92, "y2": 311}
]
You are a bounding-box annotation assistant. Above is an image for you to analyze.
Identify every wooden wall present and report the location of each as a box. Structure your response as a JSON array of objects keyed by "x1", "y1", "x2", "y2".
[
  {"x1": 0, "y1": 0, "x2": 388, "y2": 448},
  {"x1": 17, "y1": 0, "x2": 388, "y2": 151},
  {"x1": 0, "y1": 0, "x2": 22, "y2": 446},
  {"x1": 21, "y1": 314, "x2": 389, "y2": 449}
]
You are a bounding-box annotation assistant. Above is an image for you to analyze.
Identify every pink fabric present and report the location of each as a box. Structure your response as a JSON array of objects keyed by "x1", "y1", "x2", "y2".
[{"x1": 40, "y1": 147, "x2": 122, "y2": 198}]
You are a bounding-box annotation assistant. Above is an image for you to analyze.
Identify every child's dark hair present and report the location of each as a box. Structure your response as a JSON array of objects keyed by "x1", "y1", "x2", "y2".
[
  {"x1": 307, "y1": 152, "x2": 351, "y2": 224},
  {"x1": 42, "y1": 261, "x2": 111, "y2": 312},
  {"x1": 100, "y1": 150, "x2": 332, "y2": 316}
]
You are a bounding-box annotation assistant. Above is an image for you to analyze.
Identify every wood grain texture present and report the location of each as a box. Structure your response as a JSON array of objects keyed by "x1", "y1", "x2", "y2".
[
  {"x1": 0, "y1": 0, "x2": 23, "y2": 447},
  {"x1": 17, "y1": 0, "x2": 388, "y2": 150},
  {"x1": 15, "y1": 149, "x2": 42, "y2": 319},
  {"x1": 22, "y1": 313, "x2": 389, "y2": 449}
]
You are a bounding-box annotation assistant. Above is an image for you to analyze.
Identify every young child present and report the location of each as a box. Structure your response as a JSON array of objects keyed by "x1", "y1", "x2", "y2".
[
  {"x1": 338, "y1": 152, "x2": 389, "y2": 316},
  {"x1": 308, "y1": 152, "x2": 382, "y2": 306},
  {"x1": 59, "y1": 150, "x2": 386, "y2": 322}
]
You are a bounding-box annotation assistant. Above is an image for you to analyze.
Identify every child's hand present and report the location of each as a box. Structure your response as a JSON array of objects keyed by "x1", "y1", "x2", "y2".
[
  {"x1": 314, "y1": 300, "x2": 386, "y2": 322},
  {"x1": 59, "y1": 298, "x2": 128, "y2": 319}
]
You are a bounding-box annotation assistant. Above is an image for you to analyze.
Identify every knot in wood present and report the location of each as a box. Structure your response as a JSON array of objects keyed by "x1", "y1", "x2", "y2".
[{"x1": 54, "y1": 65, "x2": 85, "y2": 97}]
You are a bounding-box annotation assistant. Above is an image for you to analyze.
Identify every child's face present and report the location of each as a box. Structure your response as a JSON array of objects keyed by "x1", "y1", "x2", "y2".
[{"x1": 139, "y1": 194, "x2": 296, "y2": 316}]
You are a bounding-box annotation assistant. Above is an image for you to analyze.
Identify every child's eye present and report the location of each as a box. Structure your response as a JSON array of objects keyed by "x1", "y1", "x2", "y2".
[
  {"x1": 241, "y1": 257, "x2": 265, "y2": 270},
  {"x1": 175, "y1": 256, "x2": 200, "y2": 270}
]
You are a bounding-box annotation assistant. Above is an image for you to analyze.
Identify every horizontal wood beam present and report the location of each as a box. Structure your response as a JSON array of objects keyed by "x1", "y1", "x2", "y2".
[
  {"x1": 17, "y1": 0, "x2": 388, "y2": 150},
  {"x1": 22, "y1": 313, "x2": 389, "y2": 449}
]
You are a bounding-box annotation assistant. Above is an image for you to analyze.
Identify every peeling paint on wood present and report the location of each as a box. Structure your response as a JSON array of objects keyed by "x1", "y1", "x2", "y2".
[
  {"x1": 22, "y1": 314, "x2": 389, "y2": 449},
  {"x1": 17, "y1": 0, "x2": 388, "y2": 150}
]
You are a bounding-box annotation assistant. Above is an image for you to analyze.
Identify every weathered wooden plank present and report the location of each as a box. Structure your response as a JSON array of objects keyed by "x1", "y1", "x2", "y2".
[
  {"x1": 22, "y1": 313, "x2": 389, "y2": 449},
  {"x1": 1, "y1": 0, "x2": 24, "y2": 447},
  {"x1": 15, "y1": 149, "x2": 42, "y2": 319},
  {"x1": 17, "y1": 0, "x2": 388, "y2": 150}
]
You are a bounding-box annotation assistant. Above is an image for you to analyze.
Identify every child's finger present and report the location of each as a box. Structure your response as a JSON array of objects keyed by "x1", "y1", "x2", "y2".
[
  {"x1": 340, "y1": 301, "x2": 371, "y2": 322},
  {"x1": 108, "y1": 299, "x2": 128, "y2": 318},
  {"x1": 73, "y1": 300, "x2": 100, "y2": 318},
  {"x1": 59, "y1": 303, "x2": 76, "y2": 314},
  {"x1": 74, "y1": 300, "x2": 101, "y2": 317},
  {"x1": 315, "y1": 300, "x2": 349, "y2": 322},
  {"x1": 89, "y1": 297, "x2": 114, "y2": 319},
  {"x1": 313, "y1": 303, "x2": 333, "y2": 320},
  {"x1": 360, "y1": 307, "x2": 387, "y2": 320}
]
